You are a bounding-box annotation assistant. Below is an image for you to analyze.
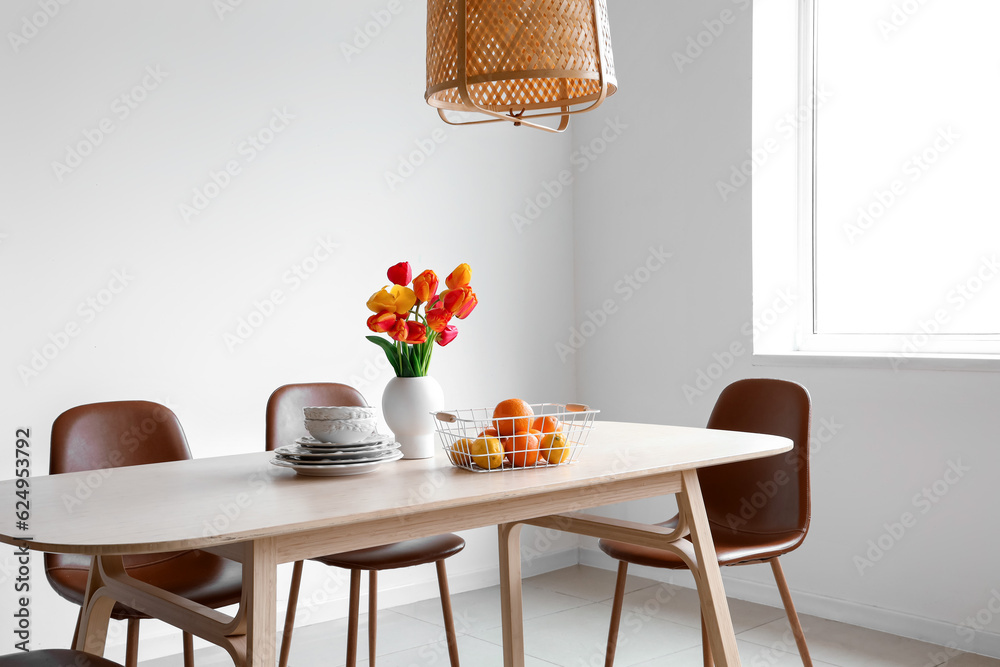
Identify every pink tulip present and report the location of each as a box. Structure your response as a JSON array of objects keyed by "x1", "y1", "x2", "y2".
[{"x1": 435, "y1": 325, "x2": 458, "y2": 346}]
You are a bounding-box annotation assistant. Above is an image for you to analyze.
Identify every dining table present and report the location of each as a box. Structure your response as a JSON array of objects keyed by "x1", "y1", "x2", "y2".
[{"x1": 0, "y1": 420, "x2": 791, "y2": 667}]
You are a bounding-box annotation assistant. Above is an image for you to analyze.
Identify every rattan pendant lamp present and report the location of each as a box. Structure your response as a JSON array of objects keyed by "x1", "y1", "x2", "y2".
[{"x1": 425, "y1": 0, "x2": 617, "y2": 133}]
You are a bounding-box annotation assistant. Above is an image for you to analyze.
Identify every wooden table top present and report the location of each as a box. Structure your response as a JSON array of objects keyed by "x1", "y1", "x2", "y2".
[{"x1": 0, "y1": 421, "x2": 790, "y2": 555}]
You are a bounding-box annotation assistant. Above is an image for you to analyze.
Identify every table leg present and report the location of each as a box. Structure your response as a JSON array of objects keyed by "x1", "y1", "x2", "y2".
[
  {"x1": 498, "y1": 523, "x2": 524, "y2": 667},
  {"x1": 678, "y1": 469, "x2": 741, "y2": 666},
  {"x1": 75, "y1": 555, "x2": 116, "y2": 657},
  {"x1": 243, "y1": 538, "x2": 278, "y2": 667}
]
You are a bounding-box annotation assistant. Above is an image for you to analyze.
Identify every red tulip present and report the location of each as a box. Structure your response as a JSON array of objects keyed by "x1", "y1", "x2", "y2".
[
  {"x1": 387, "y1": 261, "x2": 412, "y2": 286},
  {"x1": 412, "y1": 270, "x2": 439, "y2": 303},
  {"x1": 426, "y1": 307, "x2": 452, "y2": 333},
  {"x1": 367, "y1": 311, "x2": 397, "y2": 333},
  {"x1": 389, "y1": 319, "x2": 427, "y2": 344},
  {"x1": 445, "y1": 263, "x2": 471, "y2": 290},
  {"x1": 435, "y1": 325, "x2": 458, "y2": 346}
]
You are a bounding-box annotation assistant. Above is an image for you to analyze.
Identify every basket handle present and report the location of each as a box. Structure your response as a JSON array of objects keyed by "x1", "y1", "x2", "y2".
[
  {"x1": 434, "y1": 411, "x2": 458, "y2": 423},
  {"x1": 565, "y1": 403, "x2": 589, "y2": 412}
]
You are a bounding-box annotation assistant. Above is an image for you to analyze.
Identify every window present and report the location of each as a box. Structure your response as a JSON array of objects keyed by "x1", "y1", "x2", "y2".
[{"x1": 752, "y1": 0, "x2": 1000, "y2": 368}]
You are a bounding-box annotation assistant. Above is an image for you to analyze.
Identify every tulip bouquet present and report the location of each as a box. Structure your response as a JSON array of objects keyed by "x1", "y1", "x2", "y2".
[{"x1": 365, "y1": 262, "x2": 478, "y2": 377}]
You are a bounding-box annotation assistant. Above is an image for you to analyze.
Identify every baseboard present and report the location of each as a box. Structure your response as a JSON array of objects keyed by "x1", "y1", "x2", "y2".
[
  {"x1": 125, "y1": 547, "x2": 580, "y2": 662},
  {"x1": 580, "y1": 546, "x2": 1000, "y2": 661}
]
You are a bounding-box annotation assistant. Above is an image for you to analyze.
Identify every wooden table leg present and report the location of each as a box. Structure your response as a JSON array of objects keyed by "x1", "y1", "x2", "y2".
[
  {"x1": 243, "y1": 538, "x2": 278, "y2": 667},
  {"x1": 75, "y1": 555, "x2": 116, "y2": 657},
  {"x1": 678, "y1": 469, "x2": 741, "y2": 667},
  {"x1": 498, "y1": 523, "x2": 524, "y2": 667}
]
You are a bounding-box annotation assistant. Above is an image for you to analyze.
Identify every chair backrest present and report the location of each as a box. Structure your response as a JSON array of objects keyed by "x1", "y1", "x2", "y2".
[
  {"x1": 50, "y1": 400, "x2": 191, "y2": 474},
  {"x1": 46, "y1": 401, "x2": 191, "y2": 581},
  {"x1": 698, "y1": 379, "x2": 811, "y2": 538},
  {"x1": 265, "y1": 382, "x2": 368, "y2": 451}
]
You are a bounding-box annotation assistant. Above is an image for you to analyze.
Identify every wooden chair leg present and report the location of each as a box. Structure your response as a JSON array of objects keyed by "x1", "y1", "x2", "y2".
[
  {"x1": 124, "y1": 619, "x2": 140, "y2": 667},
  {"x1": 182, "y1": 632, "x2": 194, "y2": 667},
  {"x1": 770, "y1": 558, "x2": 813, "y2": 667},
  {"x1": 369, "y1": 570, "x2": 378, "y2": 667},
  {"x1": 701, "y1": 613, "x2": 712, "y2": 667},
  {"x1": 71, "y1": 607, "x2": 83, "y2": 650},
  {"x1": 435, "y1": 560, "x2": 461, "y2": 667},
  {"x1": 604, "y1": 561, "x2": 629, "y2": 667},
  {"x1": 279, "y1": 560, "x2": 304, "y2": 667},
  {"x1": 346, "y1": 569, "x2": 361, "y2": 667}
]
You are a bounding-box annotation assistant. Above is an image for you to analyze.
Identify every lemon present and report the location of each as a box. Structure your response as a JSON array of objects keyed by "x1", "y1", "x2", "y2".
[
  {"x1": 539, "y1": 432, "x2": 570, "y2": 464},
  {"x1": 448, "y1": 438, "x2": 474, "y2": 466},
  {"x1": 470, "y1": 436, "x2": 504, "y2": 469}
]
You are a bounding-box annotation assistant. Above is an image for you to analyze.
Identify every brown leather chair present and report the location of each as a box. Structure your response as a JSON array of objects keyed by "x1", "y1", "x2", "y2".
[
  {"x1": 44, "y1": 401, "x2": 243, "y2": 667},
  {"x1": 599, "y1": 379, "x2": 813, "y2": 667},
  {"x1": 0, "y1": 650, "x2": 122, "y2": 667},
  {"x1": 266, "y1": 383, "x2": 464, "y2": 667}
]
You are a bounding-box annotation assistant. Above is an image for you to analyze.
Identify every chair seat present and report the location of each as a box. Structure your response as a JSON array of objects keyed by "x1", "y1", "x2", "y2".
[
  {"x1": 598, "y1": 518, "x2": 806, "y2": 569},
  {"x1": 0, "y1": 650, "x2": 123, "y2": 667},
  {"x1": 313, "y1": 534, "x2": 466, "y2": 571},
  {"x1": 45, "y1": 550, "x2": 243, "y2": 620}
]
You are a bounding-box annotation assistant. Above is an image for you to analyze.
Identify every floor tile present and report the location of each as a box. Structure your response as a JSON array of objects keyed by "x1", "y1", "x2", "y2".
[
  {"x1": 355, "y1": 634, "x2": 558, "y2": 667},
  {"x1": 524, "y1": 564, "x2": 658, "y2": 602},
  {"x1": 739, "y1": 613, "x2": 950, "y2": 667},
  {"x1": 472, "y1": 601, "x2": 701, "y2": 667},
  {"x1": 942, "y1": 653, "x2": 1000, "y2": 666},
  {"x1": 600, "y1": 581, "x2": 787, "y2": 634},
  {"x1": 630, "y1": 638, "x2": 839, "y2": 667},
  {"x1": 394, "y1": 582, "x2": 591, "y2": 633}
]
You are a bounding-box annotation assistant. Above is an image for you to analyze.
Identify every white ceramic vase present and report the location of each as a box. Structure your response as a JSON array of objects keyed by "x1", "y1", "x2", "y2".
[{"x1": 382, "y1": 376, "x2": 444, "y2": 459}]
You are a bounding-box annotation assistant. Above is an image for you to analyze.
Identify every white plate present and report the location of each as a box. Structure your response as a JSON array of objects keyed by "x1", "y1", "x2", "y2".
[
  {"x1": 295, "y1": 434, "x2": 393, "y2": 449},
  {"x1": 270, "y1": 450, "x2": 403, "y2": 476},
  {"x1": 275, "y1": 442, "x2": 400, "y2": 459}
]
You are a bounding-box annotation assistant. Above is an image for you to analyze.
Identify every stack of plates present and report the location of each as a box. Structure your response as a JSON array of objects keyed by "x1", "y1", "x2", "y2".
[{"x1": 271, "y1": 433, "x2": 403, "y2": 477}]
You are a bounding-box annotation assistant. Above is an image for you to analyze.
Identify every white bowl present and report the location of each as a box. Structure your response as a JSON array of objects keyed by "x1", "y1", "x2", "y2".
[
  {"x1": 303, "y1": 406, "x2": 376, "y2": 420},
  {"x1": 304, "y1": 418, "x2": 376, "y2": 444}
]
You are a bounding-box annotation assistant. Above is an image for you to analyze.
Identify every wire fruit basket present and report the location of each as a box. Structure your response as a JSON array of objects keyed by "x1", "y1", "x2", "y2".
[{"x1": 433, "y1": 403, "x2": 599, "y2": 472}]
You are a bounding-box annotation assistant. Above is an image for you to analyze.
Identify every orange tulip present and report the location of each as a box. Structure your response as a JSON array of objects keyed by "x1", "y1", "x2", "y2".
[
  {"x1": 413, "y1": 270, "x2": 439, "y2": 303},
  {"x1": 445, "y1": 263, "x2": 472, "y2": 290},
  {"x1": 367, "y1": 311, "x2": 397, "y2": 333},
  {"x1": 389, "y1": 319, "x2": 427, "y2": 344},
  {"x1": 443, "y1": 287, "x2": 478, "y2": 319},
  {"x1": 426, "y1": 306, "x2": 452, "y2": 333}
]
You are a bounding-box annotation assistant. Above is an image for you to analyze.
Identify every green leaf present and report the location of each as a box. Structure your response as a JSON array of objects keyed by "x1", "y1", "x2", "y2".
[{"x1": 366, "y1": 336, "x2": 401, "y2": 376}]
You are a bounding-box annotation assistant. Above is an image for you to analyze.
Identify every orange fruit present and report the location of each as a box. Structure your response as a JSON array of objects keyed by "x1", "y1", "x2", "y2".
[
  {"x1": 539, "y1": 432, "x2": 570, "y2": 464},
  {"x1": 503, "y1": 433, "x2": 539, "y2": 468},
  {"x1": 531, "y1": 416, "x2": 562, "y2": 435},
  {"x1": 477, "y1": 427, "x2": 499, "y2": 438},
  {"x1": 493, "y1": 398, "x2": 534, "y2": 436}
]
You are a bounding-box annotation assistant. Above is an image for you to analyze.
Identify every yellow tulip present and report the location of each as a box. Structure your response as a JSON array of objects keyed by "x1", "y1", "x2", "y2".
[
  {"x1": 366, "y1": 287, "x2": 395, "y2": 313},
  {"x1": 390, "y1": 285, "x2": 416, "y2": 314}
]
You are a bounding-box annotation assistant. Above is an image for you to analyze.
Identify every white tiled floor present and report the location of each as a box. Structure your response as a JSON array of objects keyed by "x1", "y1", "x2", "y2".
[{"x1": 141, "y1": 565, "x2": 1000, "y2": 667}]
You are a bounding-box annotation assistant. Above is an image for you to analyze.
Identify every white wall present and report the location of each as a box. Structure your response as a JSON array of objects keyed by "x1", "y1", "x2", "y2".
[
  {"x1": 572, "y1": 0, "x2": 1000, "y2": 659},
  {"x1": 0, "y1": 0, "x2": 579, "y2": 659}
]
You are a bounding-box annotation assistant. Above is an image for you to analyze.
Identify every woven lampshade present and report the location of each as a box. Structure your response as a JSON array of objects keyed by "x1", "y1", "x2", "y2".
[{"x1": 425, "y1": 0, "x2": 617, "y2": 133}]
